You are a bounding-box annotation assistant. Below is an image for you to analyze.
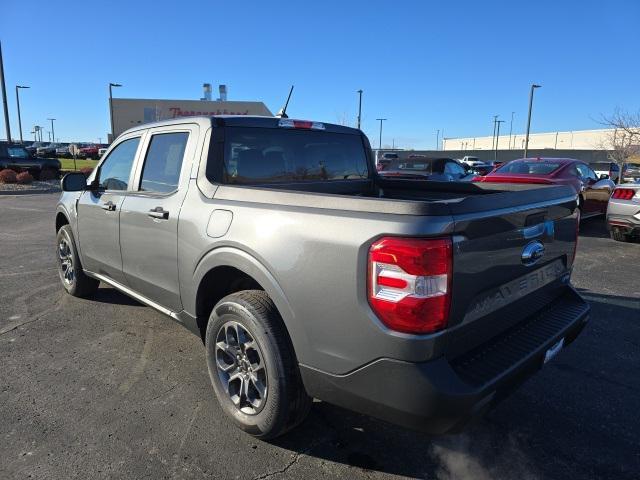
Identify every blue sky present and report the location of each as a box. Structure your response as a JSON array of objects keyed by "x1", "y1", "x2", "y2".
[{"x1": 2, "y1": 0, "x2": 639, "y2": 148}]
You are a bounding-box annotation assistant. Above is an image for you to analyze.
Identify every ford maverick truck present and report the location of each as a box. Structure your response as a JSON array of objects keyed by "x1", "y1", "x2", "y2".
[{"x1": 55, "y1": 116, "x2": 589, "y2": 438}]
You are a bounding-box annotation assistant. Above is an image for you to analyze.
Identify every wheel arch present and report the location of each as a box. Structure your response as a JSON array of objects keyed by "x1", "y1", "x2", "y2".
[{"x1": 190, "y1": 247, "x2": 309, "y2": 360}]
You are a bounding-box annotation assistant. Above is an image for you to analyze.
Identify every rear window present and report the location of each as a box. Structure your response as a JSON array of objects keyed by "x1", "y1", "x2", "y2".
[
  {"x1": 221, "y1": 127, "x2": 369, "y2": 184},
  {"x1": 497, "y1": 161, "x2": 561, "y2": 175}
]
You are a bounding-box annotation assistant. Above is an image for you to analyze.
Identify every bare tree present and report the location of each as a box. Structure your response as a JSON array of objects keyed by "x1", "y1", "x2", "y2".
[{"x1": 600, "y1": 108, "x2": 640, "y2": 183}]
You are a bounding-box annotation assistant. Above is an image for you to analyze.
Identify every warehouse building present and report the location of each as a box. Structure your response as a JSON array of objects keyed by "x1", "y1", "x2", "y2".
[{"x1": 442, "y1": 128, "x2": 613, "y2": 151}]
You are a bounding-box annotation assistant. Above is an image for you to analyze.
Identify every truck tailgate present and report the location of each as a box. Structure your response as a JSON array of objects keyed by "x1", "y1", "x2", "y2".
[{"x1": 445, "y1": 192, "x2": 579, "y2": 358}]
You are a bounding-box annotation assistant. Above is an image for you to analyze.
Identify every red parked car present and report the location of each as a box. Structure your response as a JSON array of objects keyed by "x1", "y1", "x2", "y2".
[
  {"x1": 78, "y1": 143, "x2": 100, "y2": 159},
  {"x1": 474, "y1": 158, "x2": 615, "y2": 217}
]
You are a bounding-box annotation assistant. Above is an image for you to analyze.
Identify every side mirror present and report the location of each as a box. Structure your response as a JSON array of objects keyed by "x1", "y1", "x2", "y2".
[
  {"x1": 599, "y1": 174, "x2": 609, "y2": 180},
  {"x1": 61, "y1": 172, "x2": 87, "y2": 192}
]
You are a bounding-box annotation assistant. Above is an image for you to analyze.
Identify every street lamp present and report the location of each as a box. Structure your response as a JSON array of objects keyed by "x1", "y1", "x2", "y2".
[
  {"x1": 376, "y1": 118, "x2": 387, "y2": 150},
  {"x1": 47, "y1": 117, "x2": 56, "y2": 143},
  {"x1": 495, "y1": 120, "x2": 505, "y2": 162},
  {"x1": 16, "y1": 85, "x2": 29, "y2": 143},
  {"x1": 508, "y1": 111, "x2": 515, "y2": 149},
  {"x1": 109, "y1": 82, "x2": 122, "y2": 141},
  {"x1": 436, "y1": 129, "x2": 440, "y2": 150},
  {"x1": 524, "y1": 84, "x2": 541, "y2": 158},
  {"x1": 356, "y1": 89, "x2": 363, "y2": 130}
]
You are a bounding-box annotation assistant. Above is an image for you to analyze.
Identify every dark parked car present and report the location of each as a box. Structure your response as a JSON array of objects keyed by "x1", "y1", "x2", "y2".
[
  {"x1": 622, "y1": 163, "x2": 640, "y2": 183},
  {"x1": 475, "y1": 157, "x2": 615, "y2": 217},
  {"x1": 0, "y1": 142, "x2": 61, "y2": 179},
  {"x1": 378, "y1": 157, "x2": 472, "y2": 181},
  {"x1": 36, "y1": 143, "x2": 60, "y2": 157}
]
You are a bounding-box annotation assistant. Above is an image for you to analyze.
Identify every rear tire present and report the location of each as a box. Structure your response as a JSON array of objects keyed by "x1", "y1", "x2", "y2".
[
  {"x1": 205, "y1": 290, "x2": 311, "y2": 439},
  {"x1": 610, "y1": 229, "x2": 631, "y2": 242},
  {"x1": 56, "y1": 225, "x2": 100, "y2": 297}
]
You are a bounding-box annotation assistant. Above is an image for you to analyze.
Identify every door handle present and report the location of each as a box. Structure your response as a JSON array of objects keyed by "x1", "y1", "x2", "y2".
[
  {"x1": 148, "y1": 207, "x2": 169, "y2": 220},
  {"x1": 101, "y1": 201, "x2": 116, "y2": 211}
]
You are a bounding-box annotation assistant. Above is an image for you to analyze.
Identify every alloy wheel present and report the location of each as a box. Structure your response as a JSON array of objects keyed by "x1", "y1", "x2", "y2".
[{"x1": 215, "y1": 321, "x2": 268, "y2": 414}]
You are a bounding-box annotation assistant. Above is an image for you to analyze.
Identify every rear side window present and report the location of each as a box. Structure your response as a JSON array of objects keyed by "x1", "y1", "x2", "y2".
[
  {"x1": 221, "y1": 127, "x2": 369, "y2": 184},
  {"x1": 139, "y1": 132, "x2": 189, "y2": 193},
  {"x1": 99, "y1": 137, "x2": 140, "y2": 190}
]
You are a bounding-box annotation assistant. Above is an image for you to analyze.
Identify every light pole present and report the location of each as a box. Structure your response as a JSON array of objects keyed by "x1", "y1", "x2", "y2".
[
  {"x1": 109, "y1": 82, "x2": 122, "y2": 141},
  {"x1": 356, "y1": 89, "x2": 363, "y2": 130},
  {"x1": 47, "y1": 117, "x2": 56, "y2": 143},
  {"x1": 436, "y1": 129, "x2": 440, "y2": 150},
  {"x1": 495, "y1": 120, "x2": 505, "y2": 162},
  {"x1": 0, "y1": 41, "x2": 11, "y2": 142},
  {"x1": 16, "y1": 85, "x2": 29, "y2": 143},
  {"x1": 508, "y1": 111, "x2": 515, "y2": 149},
  {"x1": 376, "y1": 118, "x2": 387, "y2": 150},
  {"x1": 491, "y1": 115, "x2": 498, "y2": 151},
  {"x1": 524, "y1": 84, "x2": 541, "y2": 158}
]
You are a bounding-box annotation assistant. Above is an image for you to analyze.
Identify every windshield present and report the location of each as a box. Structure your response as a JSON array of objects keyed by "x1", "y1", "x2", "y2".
[
  {"x1": 496, "y1": 161, "x2": 561, "y2": 175},
  {"x1": 379, "y1": 159, "x2": 434, "y2": 175},
  {"x1": 219, "y1": 127, "x2": 369, "y2": 184}
]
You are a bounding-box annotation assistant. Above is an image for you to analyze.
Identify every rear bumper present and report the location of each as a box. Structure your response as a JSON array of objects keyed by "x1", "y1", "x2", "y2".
[
  {"x1": 300, "y1": 286, "x2": 589, "y2": 434},
  {"x1": 607, "y1": 202, "x2": 640, "y2": 235}
]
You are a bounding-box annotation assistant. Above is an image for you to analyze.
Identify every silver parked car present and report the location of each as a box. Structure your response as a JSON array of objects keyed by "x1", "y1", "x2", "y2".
[{"x1": 606, "y1": 183, "x2": 640, "y2": 242}]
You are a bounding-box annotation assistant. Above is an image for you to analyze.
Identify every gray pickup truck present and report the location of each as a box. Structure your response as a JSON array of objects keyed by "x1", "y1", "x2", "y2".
[{"x1": 55, "y1": 116, "x2": 589, "y2": 439}]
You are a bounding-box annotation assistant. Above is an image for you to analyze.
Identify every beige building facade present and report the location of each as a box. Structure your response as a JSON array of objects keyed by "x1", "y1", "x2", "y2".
[{"x1": 111, "y1": 98, "x2": 272, "y2": 139}]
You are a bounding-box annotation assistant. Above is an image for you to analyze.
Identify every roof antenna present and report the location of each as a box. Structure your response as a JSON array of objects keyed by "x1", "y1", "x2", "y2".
[{"x1": 276, "y1": 85, "x2": 294, "y2": 118}]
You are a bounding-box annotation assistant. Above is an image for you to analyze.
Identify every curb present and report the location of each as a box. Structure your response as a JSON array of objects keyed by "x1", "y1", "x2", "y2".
[{"x1": 0, "y1": 188, "x2": 61, "y2": 196}]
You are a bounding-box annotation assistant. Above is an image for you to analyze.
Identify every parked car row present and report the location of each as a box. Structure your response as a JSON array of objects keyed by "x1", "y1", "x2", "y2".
[
  {"x1": 0, "y1": 142, "x2": 61, "y2": 179},
  {"x1": 24, "y1": 142, "x2": 109, "y2": 159}
]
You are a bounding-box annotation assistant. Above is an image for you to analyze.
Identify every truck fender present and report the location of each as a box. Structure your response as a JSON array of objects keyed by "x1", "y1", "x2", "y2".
[{"x1": 190, "y1": 246, "x2": 310, "y2": 361}]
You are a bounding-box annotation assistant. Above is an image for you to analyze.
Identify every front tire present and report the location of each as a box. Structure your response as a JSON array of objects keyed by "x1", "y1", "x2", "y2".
[
  {"x1": 56, "y1": 225, "x2": 99, "y2": 297},
  {"x1": 205, "y1": 290, "x2": 311, "y2": 439},
  {"x1": 610, "y1": 229, "x2": 631, "y2": 242}
]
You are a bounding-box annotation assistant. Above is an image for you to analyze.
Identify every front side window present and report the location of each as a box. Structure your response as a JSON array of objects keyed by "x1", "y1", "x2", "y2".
[
  {"x1": 99, "y1": 137, "x2": 140, "y2": 191},
  {"x1": 221, "y1": 127, "x2": 369, "y2": 184},
  {"x1": 576, "y1": 164, "x2": 597, "y2": 181},
  {"x1": 139, "y1": 132, "x2": 189, "y2": 193}
]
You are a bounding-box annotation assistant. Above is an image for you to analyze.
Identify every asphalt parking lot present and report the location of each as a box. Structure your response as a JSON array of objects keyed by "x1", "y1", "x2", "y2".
[{"x1": 1, "y1": 193, "x2": 638, "y2": 480}]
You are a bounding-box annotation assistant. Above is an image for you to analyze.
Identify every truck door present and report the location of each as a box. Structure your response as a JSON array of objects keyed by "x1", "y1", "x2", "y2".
[
  {"x1": 119, "y1": 125, "x2": 198, "y2": 311},
  {"x1": 77, "y1": 135, "x2": 143, "y2": 285}
]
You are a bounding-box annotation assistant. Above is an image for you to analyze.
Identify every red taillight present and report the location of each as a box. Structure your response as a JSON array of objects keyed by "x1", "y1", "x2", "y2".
[
  {"x1": 278, "y1": 119, "x2": 325, "y2": 130},
  {"x1": 612, "y1": 188, "x2": 636, "y2": 200},
  {"x1": 368, "y1": 237, "x2": 452, "y2": 334}
]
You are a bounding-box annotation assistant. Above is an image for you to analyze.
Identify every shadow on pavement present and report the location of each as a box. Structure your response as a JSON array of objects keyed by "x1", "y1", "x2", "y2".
[
  {"x1": 578, "y1": 216, "x2": 610, "y2": 239},
  {"x1": 266, "y1": 290, "x2": 639, "y2": 480},
  {"x1": 91, "y1": 286, "x2": 144, "y2": 307}
]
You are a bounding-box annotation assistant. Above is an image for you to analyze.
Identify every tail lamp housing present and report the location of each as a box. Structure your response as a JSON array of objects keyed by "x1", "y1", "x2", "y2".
[
  {"x1": 611, "y1": 188, "x2": 637, "y2": 200},
  {"x1": 368, "y1": 237, "x2": 452, "y2": 334}
]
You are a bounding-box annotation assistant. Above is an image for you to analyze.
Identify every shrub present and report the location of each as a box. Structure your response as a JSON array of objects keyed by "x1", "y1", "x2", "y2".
[
  {"x1": 80, "y1": 167, "x2": 94, "y2": 177},
  {"x1": 38, "y1": 168, "x2": 57, "y2": 181},
  {"x1": 16, "y1": 171, "x2": 34, "y2": 184},
  {"x1": 0, "y1": 169, "x2": 17, "y2": 184}
]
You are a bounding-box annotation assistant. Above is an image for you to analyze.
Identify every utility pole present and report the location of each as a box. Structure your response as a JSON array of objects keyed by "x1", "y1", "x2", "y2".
[
  {"x1": 16, "y1": 85, "x2": 29, "y2": 143},
  {"x1": 524, "y1": 84, "x2": 541, "y2": 158},
  {"x1": 356, "y1": 89, "x2": 363, "y2": 130},
  {"x1": 376, "y1": 118, "x2": 387, "y2": 150},
  {"x1": 508, "y1": 111, "x2": 515, "y2": 149},
  {"x1": 491, "y1": 115, "x2": 498, "y2": 151},
  {"x1": 495, "y1": 120, "x2": 505, "y2": 162},
  {"x1": 436, "y1": 129, "x2": 440, "y2": 150},
  {"x1": 47, "y1": 118, "x2": 56, "y2": 144},
  {"x1": 0, "y1": 41, "x2": 11, "y2": 142},
  {"x1": 109, "y1": 82, "x2": 122, "y2": 141}
]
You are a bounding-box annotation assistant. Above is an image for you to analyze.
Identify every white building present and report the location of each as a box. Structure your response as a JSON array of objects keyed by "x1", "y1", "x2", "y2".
[{"x1": 443, "y1": 128, "x2": 614, "y2": 151}]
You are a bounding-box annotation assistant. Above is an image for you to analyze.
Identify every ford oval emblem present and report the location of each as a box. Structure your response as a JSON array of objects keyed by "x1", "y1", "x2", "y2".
[{"x1": 521, "y1": 240, "x2": 545, "y2": 266}]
